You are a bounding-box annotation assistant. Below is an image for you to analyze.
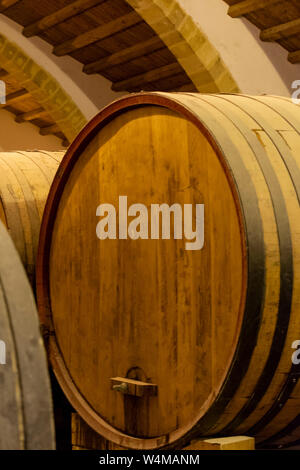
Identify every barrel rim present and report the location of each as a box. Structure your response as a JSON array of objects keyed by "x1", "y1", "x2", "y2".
[{"x1": 36, "y1": 92, "x2": 249, "y2": 450}]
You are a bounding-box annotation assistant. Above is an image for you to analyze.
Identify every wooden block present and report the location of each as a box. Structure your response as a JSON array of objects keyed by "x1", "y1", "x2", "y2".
[
  {"x1": 110, "y1": 377, "x2": 158, "y2": 397},
  {"x1": 72, "y1": 413, "x2": 126, "y2": 450},
  {"x1": 183, "y1": 436, "x2": 255, "y2": 450}
]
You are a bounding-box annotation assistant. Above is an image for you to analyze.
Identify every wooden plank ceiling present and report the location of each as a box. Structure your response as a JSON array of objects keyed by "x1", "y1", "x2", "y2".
[
  {"x1": 0, "y1": 0, "x2": 197, "y2": 142},
  {"x1": 0, "y1": 68, "x2": 68, "y2": 145},
  {"x1": 223, "y1": 0, "x2": 300, "y2": 64}
]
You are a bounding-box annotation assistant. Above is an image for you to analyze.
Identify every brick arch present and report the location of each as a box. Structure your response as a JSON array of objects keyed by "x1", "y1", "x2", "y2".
[
  {"x1": 125, "y1": 0, "x2": 240, "y2": 93},
  {"x1": 0, "y1": 33, "x2": 87, "y2": 142}
]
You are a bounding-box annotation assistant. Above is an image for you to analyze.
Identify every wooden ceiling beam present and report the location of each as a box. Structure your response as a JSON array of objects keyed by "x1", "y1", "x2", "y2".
[
  {"x1": 83, "y1": 35, "x2": 164, "y2": 74},
  {"x1": 15, "y1": 107, "x2": 47, "y2": 123},
  {"x1": 62, "y1": 139, "x2": 70, "y2": 147},
  {"x1": 228, "y1": 0, "x2": 278, "y2": 18},
  {"x1": 23, "y1": 0, "x2": 106, "y2": 38},
  {"x1": 172, "y1": 83, "x2": 197, "y2": 92},
  {"x1": 0, "y1": 0, "x2": 21, "y2": 13},
  {"x1": 288, "y1": 50, "x2": 300, "y2": 64},
  {"x1": 260, "y1": 18, "x2": 300, "y2": 42},
  {"x1": 112, "y1": 62, "x2": 182, "y2": 92},
  {"x1": 40, "y1": 123, "x2": 60, "y2": 136},
  {"x1": 3, "y1": 89, "x2": 30, "y2": 106},
  {"x1": 53, "y1": 11, "x2": 141, "y2": 57},
  {"x1": 0, "y1": 69, "x2": 9, "y2": 79}
]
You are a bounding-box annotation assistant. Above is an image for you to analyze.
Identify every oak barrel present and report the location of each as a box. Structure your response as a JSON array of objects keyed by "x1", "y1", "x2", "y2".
[
  {"x1": 37, "y1": 93, "x2": 300, "y2": 449},
  {"x1": 0, "y1": 220, "x2": 55, "y2": 449},
  {"x1": 0, "y1": 151, "x2": 64, "y2": 283}
]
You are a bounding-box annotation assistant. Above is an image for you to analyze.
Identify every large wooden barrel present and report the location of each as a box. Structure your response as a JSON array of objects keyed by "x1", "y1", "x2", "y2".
[
  {"x1": 0, "y1": 220, "x2": 55, "y2": 449},
  {"x1": 0, "y1": 151, "x2": 64, "y2": 284},
  {"x1": 37, "y1": 93, "x2": 300, "y2": 450}
]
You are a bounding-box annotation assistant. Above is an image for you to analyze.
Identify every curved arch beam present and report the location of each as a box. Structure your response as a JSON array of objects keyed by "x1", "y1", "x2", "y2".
[
  {"x1": 125, "y1": 0, "x2": 240, "y2": 93},
  {"x1": 0, "y1": 33, "x2": 87, "y2": 142}
]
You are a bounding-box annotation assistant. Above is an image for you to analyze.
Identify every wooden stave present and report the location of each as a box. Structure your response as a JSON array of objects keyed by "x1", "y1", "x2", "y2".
[
  {"x1": 0, "y1": 220, "x2": 55, "y2": 450},
  {"x1": 0, "y1": 151, "x2": 64, "y2": 285},
  {"x1": 36, "y1": 92, "x2": 300, "y2": 449}
]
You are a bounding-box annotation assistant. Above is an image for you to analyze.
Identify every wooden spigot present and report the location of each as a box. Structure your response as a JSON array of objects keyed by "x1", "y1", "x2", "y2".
[{"x1": 110, "y1": 377, "x2": 158, "y2": 397}]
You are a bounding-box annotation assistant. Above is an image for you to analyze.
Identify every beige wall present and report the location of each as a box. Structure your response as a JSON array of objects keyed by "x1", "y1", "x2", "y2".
[
  {"x1": 0, "y1": 109, "x2": 63, "y2": 151},
  {"x1": 178, "y1": 0, "x2": 300, "y2": 96}
]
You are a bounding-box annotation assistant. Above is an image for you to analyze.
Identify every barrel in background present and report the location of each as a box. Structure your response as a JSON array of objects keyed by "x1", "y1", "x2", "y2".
[
  {"x1": 0, "y1": 220, "x2": 55, "y2": 450},
  {"x1": 0, "y1": 151, "x2": 64, "y2": 284}
]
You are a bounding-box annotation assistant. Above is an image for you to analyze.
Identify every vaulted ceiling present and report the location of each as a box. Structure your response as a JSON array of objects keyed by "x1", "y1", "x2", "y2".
[
  {"x1": 0, "y1": 0, "x2": 199, "y2": 144},
  {"x1": 2, "y1": 0, "x2": 196, "y2": 92},
  {"x1": 0, "y1": 0, "x2": 242, "y2": 145},
  {"x1": 4, "y1": 0, "x2": 295, "y2": 145}
]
